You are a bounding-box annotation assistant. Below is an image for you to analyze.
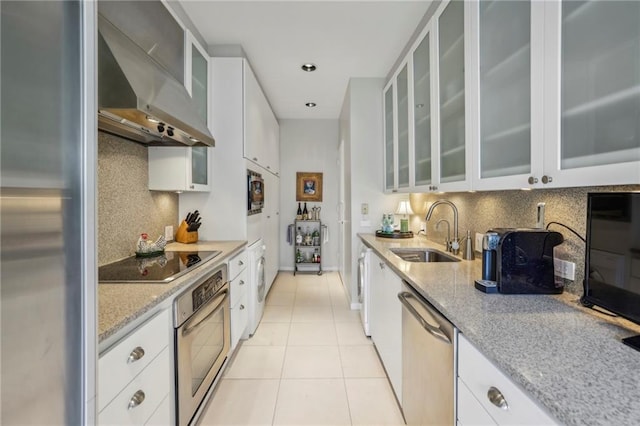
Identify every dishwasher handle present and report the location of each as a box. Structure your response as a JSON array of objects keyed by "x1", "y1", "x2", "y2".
[{"x1": 398, "y1": 291, "x2": 452, "y2": 344}]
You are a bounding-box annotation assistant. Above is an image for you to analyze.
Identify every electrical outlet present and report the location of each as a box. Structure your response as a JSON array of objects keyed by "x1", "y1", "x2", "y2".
[
  {"x1": 361, "y1": 203, "x2": 369, "y2": 215},
  {"x1": 475, "y1": 233, "x2": 484, "y2": 253},
  {"x1": 165, "y1": 225, "x2": 174, "y2": 241},
  {"x1": 554, "y1": 259, "x2": 575, "y2": 280},
  {"x1": 420, "y1": 222, "x2": 426, "y2": 232}
]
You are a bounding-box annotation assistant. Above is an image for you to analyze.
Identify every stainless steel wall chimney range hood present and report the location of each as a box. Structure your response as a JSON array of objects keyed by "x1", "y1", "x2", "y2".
[{"x1": 97, "y1": 14, "x2": 214, "y2": 147}]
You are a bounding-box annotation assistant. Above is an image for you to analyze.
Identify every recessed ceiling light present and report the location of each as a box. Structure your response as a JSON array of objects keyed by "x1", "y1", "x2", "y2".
[
  {"x1": 301, "y1": 63, "x2": 317, "y2": 72},
  {"x1": 305, "y1": 102, "x2": 317, "y2": 108}
]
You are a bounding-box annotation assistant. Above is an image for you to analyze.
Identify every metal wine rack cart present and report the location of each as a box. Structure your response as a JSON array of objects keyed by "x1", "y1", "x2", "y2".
[{"x1": 294, "y1": 219, "x2": 322, "y2": 275}]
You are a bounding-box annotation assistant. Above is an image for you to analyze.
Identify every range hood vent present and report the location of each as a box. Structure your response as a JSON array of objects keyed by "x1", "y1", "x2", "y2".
[{"x1": 97, "y1": 14, "x2": 214, "y2": 147}]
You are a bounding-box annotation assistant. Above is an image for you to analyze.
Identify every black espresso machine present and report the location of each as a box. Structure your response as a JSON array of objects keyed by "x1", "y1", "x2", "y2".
[{"x1": 479, "y1": 228, "x2": 564, "y2": 294}]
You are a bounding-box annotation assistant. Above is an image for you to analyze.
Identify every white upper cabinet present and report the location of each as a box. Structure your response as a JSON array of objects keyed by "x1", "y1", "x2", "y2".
[
  {"x1": 185, "y1": 31, "x2": 210, "y2": 125},
  {"x1": 397, "y1": 64, "x2": 411, "y2": 190},
  {"x1": 386, "y1": 0, "x2": 639, "y2": 193},
  {"x1": 436, "y1": 0, "x2": 471, "y2": 191},
  {"x1": 384, "y1": 0, "x2": 471, "y2": 193},
  {"x1": 412, "y1": 32, "x2": 434, "y2": 190},
  {"x1": 542, "y1": 0, "x2": 640, "y2": 187},
  {"x1": 383, "y1": 84, "x2": 396, "y2": 191},
  {"x1": 470, "y1": 1, "x2": 545, "y2": 190},
  {"x1": 244, "y1": 61, "x2": 280, "y2": 175},
  {"x1": 149, "y1": 30, "x2": 211, "y2": 192}
]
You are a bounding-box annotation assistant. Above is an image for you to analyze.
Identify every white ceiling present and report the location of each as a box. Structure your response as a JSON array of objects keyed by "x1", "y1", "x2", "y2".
[{"x1": 180, "y1": 1, "x2": 432, "y2": 119}]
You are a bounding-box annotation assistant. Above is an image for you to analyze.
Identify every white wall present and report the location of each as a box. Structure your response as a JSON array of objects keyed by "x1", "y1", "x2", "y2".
[
  {"x1": 279, "y1": 119, "x2": 340, "y2": 271},
  {"x1": 340, "y1": 78, "x2": 405, "y2": 304}
]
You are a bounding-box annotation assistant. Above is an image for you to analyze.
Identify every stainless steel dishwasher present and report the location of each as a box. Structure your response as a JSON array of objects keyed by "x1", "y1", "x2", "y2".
[{"x1": 398, "y1": 282, "x2": 455, "y2": 425}]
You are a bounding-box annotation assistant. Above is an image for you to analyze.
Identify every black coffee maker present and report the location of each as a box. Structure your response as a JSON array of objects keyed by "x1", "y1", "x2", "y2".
[{"x1": 482, "y1": 228, "x2": 564, "y2": 294}]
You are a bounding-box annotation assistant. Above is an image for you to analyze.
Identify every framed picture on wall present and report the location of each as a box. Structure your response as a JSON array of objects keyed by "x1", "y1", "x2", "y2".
[{"x1": 296, "y1": 172, "x2": 323, "y2": 202}]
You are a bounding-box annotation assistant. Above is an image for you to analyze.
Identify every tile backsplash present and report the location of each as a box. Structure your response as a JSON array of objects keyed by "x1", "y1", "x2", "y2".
[
  {"x1": 409, "y1": 184, "x2": 640, "y2": 295},
  {"x1": 98, "y1": 132, "x2": 178, "y2": 265}
]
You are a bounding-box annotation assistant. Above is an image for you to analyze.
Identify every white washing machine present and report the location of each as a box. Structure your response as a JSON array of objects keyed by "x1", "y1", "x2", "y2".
[
  {"x1": 243, "y1": 239, "x2": 266, "y2": 338},
  {"x1": 357, "y1": 244, "x2": 372, "y2": 336}
]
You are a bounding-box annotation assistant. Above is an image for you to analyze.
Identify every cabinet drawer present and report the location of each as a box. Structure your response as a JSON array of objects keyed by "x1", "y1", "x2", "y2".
[
  {"x1": 99, "y1": 347, "x2": 171, "y2": 425},
  {"x1": 99, "y1": 310, "x2": 170, "y2": 411},
  {"x1": 231, "y1": 293, "x2": 249, "y2": 349},
  {"x1": 458, "y1": 335, "x2": 557, "y2": 425},
  {"x1": 228, "y1": 250, "x2": 247, "y2": 280},
  {"x1": 144, "y1": 393, "x2": 172, "y2": 426},
  {"x1": 457, "y1": 378, "x2": 496, "y2": 426},
  {"x1": 230, "y1": 267, "x2": 248, "y2": 307}
]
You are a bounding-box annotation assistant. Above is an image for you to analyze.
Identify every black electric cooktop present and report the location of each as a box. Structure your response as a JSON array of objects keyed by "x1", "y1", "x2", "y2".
[{"x1": 98, "y1": 250, "x2": 221, "y2": 283}]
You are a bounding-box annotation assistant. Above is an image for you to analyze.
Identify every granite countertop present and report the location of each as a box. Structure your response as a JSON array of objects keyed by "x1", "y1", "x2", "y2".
[
  {"x1": 359, "y1": 233, "x2": 640, "y2": 426},
  {"x1": 98, "y1": 240, "x2": 246, "y2": 351}
]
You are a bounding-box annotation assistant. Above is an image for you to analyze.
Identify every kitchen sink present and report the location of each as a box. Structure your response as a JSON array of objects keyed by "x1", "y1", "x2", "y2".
[{"x1": 390, "y1": 248, "x2": 460, "y2": 263}]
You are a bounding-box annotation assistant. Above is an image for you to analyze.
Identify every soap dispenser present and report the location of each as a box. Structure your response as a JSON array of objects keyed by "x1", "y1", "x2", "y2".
[{"x1": 463, "y1": 230, "x2": 475, "y2": 260}]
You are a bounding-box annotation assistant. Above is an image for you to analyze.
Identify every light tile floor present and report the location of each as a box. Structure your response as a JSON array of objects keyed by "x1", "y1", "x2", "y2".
[{"x1": 198, "y1": 271, "x2": 405, "y2": 426}]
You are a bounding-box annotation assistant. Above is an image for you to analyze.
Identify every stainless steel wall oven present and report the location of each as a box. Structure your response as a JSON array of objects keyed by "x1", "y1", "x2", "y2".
[{"x1": 174, "y1": 264, "x2": 230, "y2": 425}]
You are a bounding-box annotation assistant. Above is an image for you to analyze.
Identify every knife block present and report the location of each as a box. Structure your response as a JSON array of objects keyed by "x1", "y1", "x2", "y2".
[{"x1": 175, "y1": 220, "x2": 198, "y2": 244}]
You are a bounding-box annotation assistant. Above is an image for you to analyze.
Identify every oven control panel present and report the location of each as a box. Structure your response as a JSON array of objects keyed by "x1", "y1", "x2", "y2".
[
  {"x1": 174, "y1": 264, "x2": 228, "y2": 327},
  {"x1": 192, "y1": 269, "x2": 225, "y2": 311}
]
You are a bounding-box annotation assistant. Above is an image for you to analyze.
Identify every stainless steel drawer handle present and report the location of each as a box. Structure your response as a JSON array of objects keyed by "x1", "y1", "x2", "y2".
[
  {"x1": 127, "y1": 347, "x2": 145, "y2": 364},
  {"x1": 127, "y1": 390, "x2": 145, "y2": 410},
  {"x1": 238, "y1": 260, "x2": 244, "y2": 266},
  {"x1": 379, "y1": 262, "x2": 385, "y2": 270},
  {"x1": 239, "y1": 280, "x2": 245, "y2": 286},
  {"x1": 397, "y1": 292, "x2": 452, "y2": 344},
  {"x1": 240, "y1": 304, "x2": 245, "y2": 310},
  {"x1": 487, "y1": 386, "x2": 509, "y2": 410}
]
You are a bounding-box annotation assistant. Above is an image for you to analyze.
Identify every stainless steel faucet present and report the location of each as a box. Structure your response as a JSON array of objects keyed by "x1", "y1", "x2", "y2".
[{"x1": 426, "y1": 200, "x2": 460, "y2": 255}]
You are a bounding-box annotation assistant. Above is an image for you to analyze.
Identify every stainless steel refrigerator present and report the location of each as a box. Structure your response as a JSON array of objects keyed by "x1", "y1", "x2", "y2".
[{"x1": 1, "y1": 1, "x2": 97, "y2": 424}]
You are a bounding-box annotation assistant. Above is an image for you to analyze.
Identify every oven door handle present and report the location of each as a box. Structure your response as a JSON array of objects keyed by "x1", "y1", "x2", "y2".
[{"x1": 182, "y1": 287, "x2": 229, "y2": 336}]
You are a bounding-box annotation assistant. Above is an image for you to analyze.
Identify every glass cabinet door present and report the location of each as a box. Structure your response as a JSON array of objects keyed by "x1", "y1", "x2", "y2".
[
  {"x1": 191, "y1": 44, "x2": 208, "y2": 123},
  {"x1": 478, "y1": 1, "x2": 531, "y2": 179},
  {"x1": 438, "y1": 0, "x2": 466, "y2": 184},
  {"x1": 384, "y1": 85, "x2": 395, "y2": 191},
  {"x1": 397, "y1": 65, "x2": 410, "y2": 189},
  {"x1": 191, "y1": 147, "x2": 208, "y2": 187},
  {"x1": 413, "y1": 34, "x2": 432, "y2": 187},
  {"x1": 560, "y1": 1, "x2": 640, "y2": 170}
]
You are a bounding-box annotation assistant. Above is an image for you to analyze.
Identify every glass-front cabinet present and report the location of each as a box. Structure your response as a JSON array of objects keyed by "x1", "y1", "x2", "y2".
[
  {"x1": 383, "y1": 63, "x2": 411, "y2": 193},
  {"x1": 543, "y1": 0, "x2": 640, "y2": 187},
  {"x1": 471, "y1": 1, "x2": 544, "y2": 190},
  {"x1": 383, "y1": 84, "x2": 396, "y2": 192},
  {"x1": 383, "y1": 0, "x2": 639, "y2": 193},
  {"x1": 437, "y1": 0, "x2": 468, "y2": 189},
  {"x1": 148, "y1": 30, "x2": 211, "y2": 192},
  {"x1": 397, "y1": 65, "x2": 410, "y2": 189},
  {"x1": 383, "y1": 0, "x2": 471, "y2": 193},
  {"x1": 413, "y1": 33, "x2": 433, "y2": 189}
]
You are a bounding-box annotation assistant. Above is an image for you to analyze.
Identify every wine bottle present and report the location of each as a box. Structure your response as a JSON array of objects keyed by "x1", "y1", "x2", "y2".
[
  {"x1": 303, "y1": 202, "x2": 308, "y2": 219},
  {"x1": 296, "y1": 203, "x2": 302, "y2": 220}
]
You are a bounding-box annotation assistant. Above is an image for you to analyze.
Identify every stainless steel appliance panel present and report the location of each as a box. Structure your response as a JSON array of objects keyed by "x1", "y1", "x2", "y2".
[
  {"x1": 175, "y1": 265, "x2": 230, "y2": 426},
  {"x1": 399, "y1": 283, "x2": 455, "y2": 425},
  {"x1": 1, "y1": 1, "x2": 94, "y2": 424}
]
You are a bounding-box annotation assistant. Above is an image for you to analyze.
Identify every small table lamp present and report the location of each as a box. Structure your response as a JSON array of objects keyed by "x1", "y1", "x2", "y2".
[{"x1": 395, "y1": 201, "x2": 414, "y2": 233}]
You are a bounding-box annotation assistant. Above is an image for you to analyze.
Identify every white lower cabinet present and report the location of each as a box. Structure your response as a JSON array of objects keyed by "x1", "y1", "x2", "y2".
[
  {"x1": 99, "y1": 348, "x2": 171, "y2": 425},
  {"x1": 457, "y1": 334, "x2": 557, "y2": 425},
  {"x1": 369, "y1": 252, "x2": 403, "y2": 402},
  {"x1": 98, "y1": 309, "x2": 172, "y2": 425},
  {"x1": 145, "y1": 394, "x2": 172, "y2": 426},
  {"x1": 457, "y1": 378, "x2": 496, "y2": 426},
  {"x1": 228, "y1": 250, "x2": 249, "y2": 350}
]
